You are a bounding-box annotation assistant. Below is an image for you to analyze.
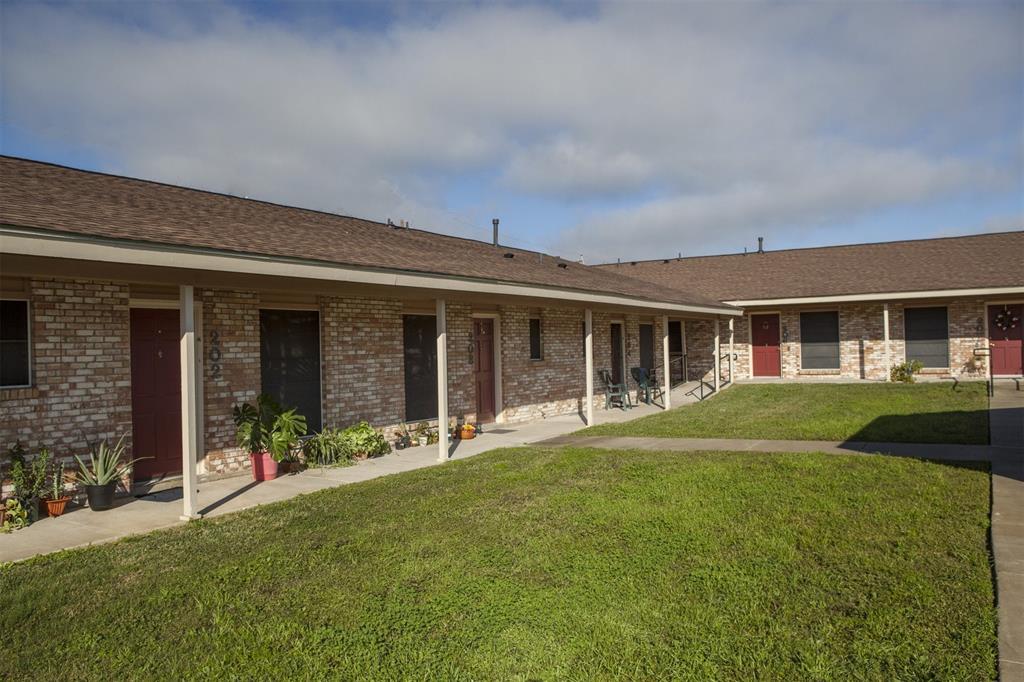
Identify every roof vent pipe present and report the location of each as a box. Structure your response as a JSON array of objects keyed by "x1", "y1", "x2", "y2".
[
  {"x1": 492, "y1": 218, "x2": 499, "y2": 246},
  {"x1": 757, "y1": 237, "x2": 764, "y2": 253}
]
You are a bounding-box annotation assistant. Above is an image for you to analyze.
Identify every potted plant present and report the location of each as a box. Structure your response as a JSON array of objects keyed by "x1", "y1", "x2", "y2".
[
  {"x1": 43, "y1": 460, "x2": 72, "y2": 518},
  {"x1": 302, "y1": 428, "x2": 352, "y2": 467},
  {"x1": 8, "y1": 442, "x2": 50, "y2": 522},
  {"x1": 1, "y1": 498, "x2": 28, "y2": 533},
  {"x1": 460, "y1": 423, "x2": 477, "y2": 440},
  {"x1": 414, "y1": 422, "x2": 429, "y2": 447},
  {"x1": 233, "y1": 394, "x2": 307, "y2": 481},
  {"x1": 341, "y1": 421, "x2": 390, "y2": 460},
  {"x1": 394, "y1": 423, "x2": 411, "y2": 450},
  {"x1": 74, "y1": 435, "x2": 140, "y2": 511}
]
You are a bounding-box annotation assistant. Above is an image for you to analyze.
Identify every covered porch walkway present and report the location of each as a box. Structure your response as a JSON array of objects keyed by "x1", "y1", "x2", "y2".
[{"x1": 0, "y1": 380, "x2": 711, "y2": 564}]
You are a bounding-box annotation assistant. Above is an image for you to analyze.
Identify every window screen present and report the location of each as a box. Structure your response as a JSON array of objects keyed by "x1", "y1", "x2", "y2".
[
  {"x1": 0, "y1": 300, "x2": 30, "y2": 387},
  {"x1": 260, "y1": 309, "x2": 322, "y2": 431},
  {"x1": 403, "y1": 315, "x2": 438, "y2": 422},
  {"x1": 529, "y1": 318, "x2": 543, "y2": 360},
  {"x1": 639, "y1": 324, "x2": 655, "y2": 370},
  {"x1": 905, "y1": 307, "x2": 949, "y2": 369},
  {"x1": 800, "y1": 311, "x2": 840, "y2": 370}
]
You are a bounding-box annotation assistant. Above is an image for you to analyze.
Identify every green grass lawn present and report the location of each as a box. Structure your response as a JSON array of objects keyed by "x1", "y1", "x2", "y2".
[
  {"x1": 0, "y1": 447, "x2": 994, "y2": 680},
  {"x1": 580, "y1": 382, "x2": 990, "y2": 443}
]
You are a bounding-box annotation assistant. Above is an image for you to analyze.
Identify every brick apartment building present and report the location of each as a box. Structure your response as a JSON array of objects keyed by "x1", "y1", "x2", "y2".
[{"x1": 1, "y1": 156, "x2": 1022, "y2": 517}]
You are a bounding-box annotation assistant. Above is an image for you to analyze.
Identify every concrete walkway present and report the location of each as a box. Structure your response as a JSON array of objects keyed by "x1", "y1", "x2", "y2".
[
  {"x1": 541, "y1": 434, "x2": 1010, "y2": 462},
  {"x1": 989, "y1": 380, "x2": 1024, "y2": 682},
  {"x1": 1, "y1": 389, "x2": 695, "y2": 563}
]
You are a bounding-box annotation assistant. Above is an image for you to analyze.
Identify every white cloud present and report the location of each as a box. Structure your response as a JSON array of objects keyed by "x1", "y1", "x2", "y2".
[{"x1": 0, "y1": 1, "x2": 1019, "y2": 255}]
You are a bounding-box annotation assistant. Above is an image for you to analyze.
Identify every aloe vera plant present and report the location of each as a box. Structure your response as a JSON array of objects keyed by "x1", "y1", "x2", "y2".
[{"x1": 75, "y1": 435, "x2": 142, "y2": 486}]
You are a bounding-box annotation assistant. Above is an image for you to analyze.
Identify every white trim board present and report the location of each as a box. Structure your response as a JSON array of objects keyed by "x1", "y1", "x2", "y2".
[
  {"x1": 728, "y1": 286, "x2": 1024, "y2": 307},
  {"x1": 0, "y1": 227, "x2": 741, "y2": 317}
]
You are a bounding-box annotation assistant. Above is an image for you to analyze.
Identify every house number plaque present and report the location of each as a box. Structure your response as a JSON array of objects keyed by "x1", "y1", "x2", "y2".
[{"x1": 209, "y1": 330, "x2": 222, "y2": 379}]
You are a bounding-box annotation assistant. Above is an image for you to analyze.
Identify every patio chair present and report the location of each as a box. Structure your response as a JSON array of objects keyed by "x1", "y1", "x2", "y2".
[
  {"x1": 599, "y1": 368, "x2": 632, "y2": 410},
  {"x1": 631, "y1": 367, "x2": 665, "y2": 405}
]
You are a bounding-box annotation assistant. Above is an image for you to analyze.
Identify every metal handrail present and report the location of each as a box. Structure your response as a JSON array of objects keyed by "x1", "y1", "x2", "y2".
[
  {"x1": 974, "y1": 346, "x2": 993, "y2": 397},
  {"x1": 669, "y1": 353, "x2": 688, "y2": 386},
  {"x1": 686, "y1": 379, "x2": 714, "y2": 401}
]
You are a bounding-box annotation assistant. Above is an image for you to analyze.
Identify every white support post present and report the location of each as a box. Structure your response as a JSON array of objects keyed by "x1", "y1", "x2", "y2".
[
  {"x1": 713, "y1": 317, "x2": 721, "y2": 394},
  {"x1": 728, "y1": 318, "x2": 735, "y2": 384},
  {"x1": 882, "y1": 303, "x2": 891, "y2": 382},
  {"x1": 436, "y1": 298, "x2": 449, "y2": 462},
  {"x1": 179, "y1": 285, "x2": 200, "y2": 521},
  {"x1": 661, "y1": 315, "x2": 671, "y2": 410},
  {"x1": 585, "y1": 308, "x2": 595, "y2": 426}
]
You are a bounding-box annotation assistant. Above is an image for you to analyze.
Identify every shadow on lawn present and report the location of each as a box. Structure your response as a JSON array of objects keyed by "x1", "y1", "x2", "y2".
[
  {"x1": 843, "y1": 409, "x2": 990, "y2": 447},
  {"x1": 839, "y1": 407, "x2": 1024, "y2": 482}
]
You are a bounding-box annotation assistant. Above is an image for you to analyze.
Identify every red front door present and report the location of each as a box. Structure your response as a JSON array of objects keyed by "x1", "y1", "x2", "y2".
[
  {"x1": 751, "y1": 314, "x2": 781, "y2": 377},
  {"x1": 130, "y1": 309, "x2": 182, "y2": 480},
  {"x1": 989, "y1": 304, "x2": 1023, "y2": 377},
  {"x1": 473, "y1": 318, "x2": 496, "y2": 423}
]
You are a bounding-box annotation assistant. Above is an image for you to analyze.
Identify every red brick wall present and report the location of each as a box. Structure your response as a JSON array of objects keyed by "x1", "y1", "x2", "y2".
[
  {"x1": 321, "y1": 296, "x2": 404, "y2": 431},
  {"x1": 200, "y1": 289, "x2": 260, "y2": 476},
  {"x1": 500, "y1": 305, "x2": 589, "y2": 421},
  {"x1": 1, "y1": 278, "x2": 132, "y2": 492},
  {"x1": 684, "y1": 319, "x2": 715, "y2": 382},
  {"x1": 731, "y1": 299, "x2": 989, "y2": 381}
]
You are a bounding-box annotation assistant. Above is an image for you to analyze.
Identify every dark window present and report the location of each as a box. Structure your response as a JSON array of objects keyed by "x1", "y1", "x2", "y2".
[
  {"x1": 260, "y1": 309, "x2": 322, "y2": 431},
  {"x1": 800, "y1": 311, "x2": 840, "y2": 370},
  {"x1": 529, "y1": 318, "x2": 543, "y2": 360},
  {"x1": 668, "y1": 321, "x2": 683, "y2": 354},
  {"x1": 403, "y1": 315, "x2": 437, "y2": 422},
  {"x1": 610, "y1": 323, "x2": 624, "y2": 384},
  {"x1": 0, "y1": 300, "x2": 30, "y2": 387},
  {"x1": 905, "y1": 307, "x2": 949, "y2": 368},
  {"x1": 639, "y1": 323, "x2": 655, "y2": 370}
]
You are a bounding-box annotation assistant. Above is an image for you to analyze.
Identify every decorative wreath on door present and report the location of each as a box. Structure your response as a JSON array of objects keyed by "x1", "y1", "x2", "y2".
[{"x1": 993, "y1": 307, "x2": 1020, "y2": 332}]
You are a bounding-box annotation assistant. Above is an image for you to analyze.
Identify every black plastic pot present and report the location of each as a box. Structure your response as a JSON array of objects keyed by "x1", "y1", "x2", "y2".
[{"x1": 85, "y1": 483, "x2": 116, "y2": 511}]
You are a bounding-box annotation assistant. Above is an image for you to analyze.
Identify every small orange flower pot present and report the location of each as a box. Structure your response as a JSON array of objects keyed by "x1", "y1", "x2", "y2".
[
  {"x1": 460, "y1": 427, "x2": 476, "y2": 440},
  {"x1": 45, "y1": 496, "x2": 71, "y2": 518}
]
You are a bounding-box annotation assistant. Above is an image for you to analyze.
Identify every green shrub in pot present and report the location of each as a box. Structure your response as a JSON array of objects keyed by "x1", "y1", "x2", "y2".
[
  {"x1": 233, "y1": 394, "x2": 307, "y2": 481},
  {"x1": 7, "y1": 442, "x2": 50, "y2": 522},
  {"x1": 341, "y1": 421, "x2": 390, "y2": 459},
  {"x1": 890, "y1": 359, "x2": 924, "y2": 383},
  {"x1": 301, "y1": 428, "x2": 353, "y2": 467},
  {"x1": 1, "y1": 498, "x2": 28, "y2": 533}
]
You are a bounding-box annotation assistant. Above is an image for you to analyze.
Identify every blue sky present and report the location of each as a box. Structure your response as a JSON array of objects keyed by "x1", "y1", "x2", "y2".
[{"x1": 1, "y1": 0, "x2": 1021, "y2": 262}]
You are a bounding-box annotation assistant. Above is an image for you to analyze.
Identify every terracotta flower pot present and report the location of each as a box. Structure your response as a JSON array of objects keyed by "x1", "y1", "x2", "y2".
[
  {"x1": 85, "y1": 483, "x2": 117, "y2": 511},
  {"x1": 278, "y1": 460, "x2": 304, "y2": 475},
  {"x1": 460, "y1": 428, "x2": 476, "y2": 440},
  {"x1": 45, "y1": 496, "x2": 71, "y2": 518},
  {"x1": 250, "y1": 452, "x2": 279, "y2": 481}
]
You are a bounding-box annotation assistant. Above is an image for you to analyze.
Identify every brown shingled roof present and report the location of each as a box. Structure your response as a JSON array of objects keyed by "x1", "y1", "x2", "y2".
[
  {"x1": 0, "y1": 156, "x2": 729, "y2": 310},
  {"x1": 597, "y1": 231, "x2": 1024, "y2": 302}
]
